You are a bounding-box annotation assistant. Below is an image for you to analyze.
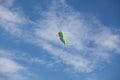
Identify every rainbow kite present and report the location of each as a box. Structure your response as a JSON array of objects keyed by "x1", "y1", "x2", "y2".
[{"x1": 57, "y1": 31, "x2": 68, "y2": 47}]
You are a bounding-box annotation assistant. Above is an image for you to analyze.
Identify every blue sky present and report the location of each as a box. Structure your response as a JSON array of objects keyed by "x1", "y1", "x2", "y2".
[{"x1": 0, "y1": 0, "x2": 120, "y2": 80}]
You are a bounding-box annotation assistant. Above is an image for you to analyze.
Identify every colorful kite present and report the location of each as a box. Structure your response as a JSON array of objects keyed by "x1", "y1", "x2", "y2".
[{"x1": 57, "y1": 31, "x2": 68, "y2": 47}]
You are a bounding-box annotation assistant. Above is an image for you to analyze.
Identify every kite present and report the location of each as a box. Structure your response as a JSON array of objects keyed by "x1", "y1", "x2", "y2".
[{"x1": 57, "y1": 31, "x2": 68, "y2": 47}]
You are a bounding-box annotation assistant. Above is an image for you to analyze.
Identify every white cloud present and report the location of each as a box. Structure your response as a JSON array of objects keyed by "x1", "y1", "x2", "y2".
[
  {"x1": 93, "y1": 27, "x2": 119, "y2": 48},
  {"x1": 41, "y1": 43, "x2": 95, "y2": 72},
  {"x1": 0, "y1": 49, "x2": 50, "y2": 67},
  {"x1": 0, "y1": 0, "x2": 14, "y2": 7},
  {"x1": 0, "y1": 6, "x2": 24, "y2": 23},
  {"x1": 0, "y1": 58, "x2": 24, "y2": 74},
  {"x1": 32, "y1": 0, "x2": 120, "y2": 73},
  {"x1": 0, "y1": 0, "x2": 29, "y2": 37},
  {"x1": 0, "y1": 6, "x2": 23, "y2": 35},
  {"x1": 0, "y1": 49, "x2": 42, "y2": 80},
  {"x1": 0, "y1": 0, "x2": 120, "y2": 74},
  {"x1": 0, "y1": 57, "x2": 26, "y2": 80}
]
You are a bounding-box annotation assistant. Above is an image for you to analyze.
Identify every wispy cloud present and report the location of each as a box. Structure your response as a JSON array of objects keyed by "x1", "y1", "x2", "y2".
[
  {"x1": 0, "y1": 58, "x2": 24, "y2": 74},
  {"x1": 0, "y1": 0, "x2": 14, "y2": 7},
  {"x1": 0, "y1": 0, "x2": 27, "y2": 36},
  {"x1": 0, "y1": 0, "x2": 120, "y2": 75},
  {"x1": 41, "y1": 43, "x2": 95, "y2": 72},
  {"x1": 31, "y1": 0, "x2": 120, "y2": 72},
  {"x1": 0, "y1": 49, "x2": 26, "y2": 80},
  {"x1": 0, "y1": 49, "x2": 43, "y2": 80},
  {"x1": 94, "y1": 28, "x2": 120, "y2": 51},
  {"x1": 32, "y1": 0, "x2": 120, "y2": 73}
]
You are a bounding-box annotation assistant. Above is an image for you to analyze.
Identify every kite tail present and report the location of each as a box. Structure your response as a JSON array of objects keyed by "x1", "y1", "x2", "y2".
[{"x1": 66, "y1": 40, "x2": 72, "y2": 47}]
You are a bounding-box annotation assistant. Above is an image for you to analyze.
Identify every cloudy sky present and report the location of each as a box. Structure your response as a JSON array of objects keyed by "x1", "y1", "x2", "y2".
[{"x1": 0, "y1": 0, "x2": 120, "y2": 80}]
